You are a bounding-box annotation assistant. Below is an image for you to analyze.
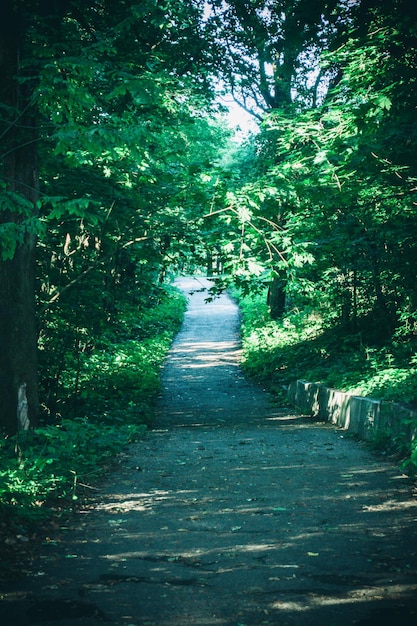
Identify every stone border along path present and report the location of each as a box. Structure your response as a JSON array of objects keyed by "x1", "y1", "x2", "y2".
[
  {"x1": 288, "y1": 380, "x2": 417, "y2": 449},
  {"x1": 1, "y1": 276, "x2": 417, "y2": 626}
]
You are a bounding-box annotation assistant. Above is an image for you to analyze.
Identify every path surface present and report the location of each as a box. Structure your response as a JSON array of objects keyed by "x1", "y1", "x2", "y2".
[{"x1": 1, "y1": 276, "x2": 417, "y2": 626}]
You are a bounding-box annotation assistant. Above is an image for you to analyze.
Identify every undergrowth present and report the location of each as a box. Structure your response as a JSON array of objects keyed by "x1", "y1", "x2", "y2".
[
  {"x1": 236, "y1": 289, "x2": 417, "y2": 474},
  {"x1": 0, "y1": 285, "x2": 186, "y2": 529}
]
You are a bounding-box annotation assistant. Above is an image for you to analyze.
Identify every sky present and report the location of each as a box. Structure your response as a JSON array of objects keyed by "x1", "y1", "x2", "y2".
[{"x1": 219, "y1": 94, "x2": 260, "y2": 139}]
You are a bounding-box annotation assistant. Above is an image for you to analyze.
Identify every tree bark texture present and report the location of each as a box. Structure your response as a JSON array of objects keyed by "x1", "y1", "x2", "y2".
[
  {"x1": 0, "y1": 3, "x2": 39, "y2": 435},
  {"x1": 267, "y1": 273, "x2": 286, "y2": 320}
]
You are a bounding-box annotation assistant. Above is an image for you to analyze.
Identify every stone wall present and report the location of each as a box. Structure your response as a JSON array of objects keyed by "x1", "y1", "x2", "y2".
[{"x1": 288, "y1": 380, "x2": 417, "y2": 448}]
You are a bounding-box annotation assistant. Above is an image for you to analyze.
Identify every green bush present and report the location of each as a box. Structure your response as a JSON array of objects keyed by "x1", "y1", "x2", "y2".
[
  {"x1": 0, "y1": 419, "x2": 143, "y2": 520},
  {"x1": 1, "y1": 285, "x2": 186, "y2": 526},
  {"x1": 236, "y1": 289, "x2": 417, "y2": 472}
]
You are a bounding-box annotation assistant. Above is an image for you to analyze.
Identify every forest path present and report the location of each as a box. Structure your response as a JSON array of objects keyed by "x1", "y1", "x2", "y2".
[{"x1": 1, "y1": 277, "x2": 417, "y2": 626}]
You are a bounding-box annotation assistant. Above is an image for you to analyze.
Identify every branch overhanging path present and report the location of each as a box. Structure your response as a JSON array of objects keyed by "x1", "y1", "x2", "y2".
[{"x1": 1, "y1": 276, "x2": 417, "y2": 625}]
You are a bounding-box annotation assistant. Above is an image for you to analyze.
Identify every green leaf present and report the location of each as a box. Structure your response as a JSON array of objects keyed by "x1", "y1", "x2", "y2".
[
  {"x1": 0, "y1": 223, "x2": 23, "y2": 260},
  {"x1": 375, "y1": 94, "x2": 392, "y2": 111}
]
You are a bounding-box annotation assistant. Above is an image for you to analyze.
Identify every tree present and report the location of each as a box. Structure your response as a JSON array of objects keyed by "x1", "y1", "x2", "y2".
[
  {"x1": 203, "y1": 0, "x2": 345, "y2": 115},
  {"x1": 201, "y1": 0, "x2": 349, "y2": 316},
  {"x1": 258, "y1": 0, "x2": 417, "y2": 339},
  {"x1": 0, "y1": 2, "x2": 42, "y2": 434},
  {"x1": 0, "y1": 0, "x2": 222, "y2": 434}
]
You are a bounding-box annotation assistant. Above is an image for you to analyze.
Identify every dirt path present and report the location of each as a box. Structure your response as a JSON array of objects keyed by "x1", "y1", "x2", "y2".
[{"x1": 1, "y1": 277, "x2": 417, "y2": 626}]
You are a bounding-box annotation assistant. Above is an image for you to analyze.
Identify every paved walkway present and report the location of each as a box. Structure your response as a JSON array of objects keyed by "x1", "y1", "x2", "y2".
[{"x1": 1, "y1": 277, "x2": 417, "y2": 625}]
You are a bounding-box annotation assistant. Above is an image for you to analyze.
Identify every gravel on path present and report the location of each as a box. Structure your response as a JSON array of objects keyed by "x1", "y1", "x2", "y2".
[{"x1": 1, "y1": 276, "x2": 417, "y2": 626}]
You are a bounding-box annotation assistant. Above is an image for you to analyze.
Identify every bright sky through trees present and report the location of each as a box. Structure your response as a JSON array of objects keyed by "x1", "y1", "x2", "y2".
[{"x1": 223, "y1": 96, "x2": 260, "y2": 137}]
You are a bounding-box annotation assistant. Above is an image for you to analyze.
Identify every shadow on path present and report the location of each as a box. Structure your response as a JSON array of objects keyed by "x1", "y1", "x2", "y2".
[{"x1": 1, "y1": 277, "x2": 417, "y2": 626}]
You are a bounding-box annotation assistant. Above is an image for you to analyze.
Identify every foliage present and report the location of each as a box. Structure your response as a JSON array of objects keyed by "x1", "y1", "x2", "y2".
[
  {"x1": 0, "y1": 420, "x2": 143, "y2": 519},
  {"x1": 0, "y1": 0, "x2": 227, "y2": 435},
  {"x1": 251, "y1": 0, "x2": 417, "y2": 331},
  {"x1": 237, "y1": 290, "x2": 325, "y2": 402},
  {"x1": 203, "y1": 0, "x2": 346, "y2": 115},
  {"x1": 0, "y1": 286, "x2": 186, "y2": 526},
  {"x1": 239, "y1": 288, "x2": 417, "y2": 406},
  {"x1": 2, "y1": 0, "x2": 417, "y2": 506},
  {"x1": 38, "y1": 285, "x2": 187, "y2": 422},
  {"x1": 237, "y1": 288, "x2": 417, "y2": 472}
]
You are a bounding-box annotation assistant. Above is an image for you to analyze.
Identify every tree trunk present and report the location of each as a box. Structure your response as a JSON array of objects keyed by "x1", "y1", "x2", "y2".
[
  {"x1": 267, "y1": 273, "x2": 286, "y2": 320},
  {"x1": 0, "y1": 239, "x2": 39, "y2": 434},
  {"x1": 0, "y1": 5, "x2": 39, "y2": 435}
]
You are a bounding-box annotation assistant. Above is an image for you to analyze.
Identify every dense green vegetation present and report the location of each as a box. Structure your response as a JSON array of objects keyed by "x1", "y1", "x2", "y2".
[
  {"x1": 0, "y1": 287, "x2": 186, "y2": 531},
  {"x1": 238, "y1": 290, "x2": 417, "y2": 408},
  {"x1": 1, "y1": 0, "x2": 417, "y2": 538},
  {"x1": 237, "y1": 288, "x2": 417, "y2": 471}
]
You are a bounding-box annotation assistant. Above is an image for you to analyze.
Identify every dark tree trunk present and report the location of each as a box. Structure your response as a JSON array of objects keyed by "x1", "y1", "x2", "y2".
[
  {"x1": 0, "y1": 4, "x2": 39, "y2": 435},
  {"x1": 0, "y1": 238, "x2": 39, "y2": 434},
  {"x1": 267, "y1": 273, "x2": 286, "y2": 320}
]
